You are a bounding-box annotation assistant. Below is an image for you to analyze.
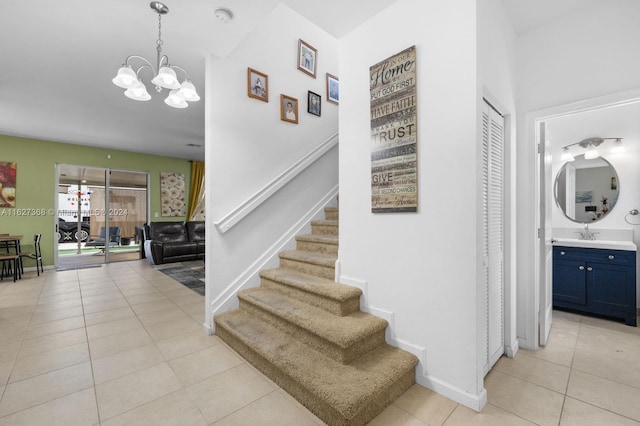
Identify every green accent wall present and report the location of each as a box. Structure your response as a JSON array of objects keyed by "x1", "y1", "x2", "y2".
[{"x1": 0, "y1": 134, "x2": 192, "y2": 268}]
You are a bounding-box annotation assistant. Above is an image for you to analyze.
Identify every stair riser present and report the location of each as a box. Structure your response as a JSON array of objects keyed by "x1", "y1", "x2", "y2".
[
  {"x1": 296, "y1": 240, "x2": 339, "y2": 256},
  {"x1": 261, "y1": 277, "x2": 360, "y2": 316},
  {"x1": 238, "y1": 297, "x2": 386, "y2": 364},
  {"x1": 215, "y1": 320, "x2": 416, "y2": 426},
  {"x1": 312, "y1": 223, "x2": 338, "y2": 236},
  {"x1": 280, "y1": 258, "x2": 335, "y2": 280},
  {"x1": 324, "y1": 209, "x2": 339, "y2": 221}
]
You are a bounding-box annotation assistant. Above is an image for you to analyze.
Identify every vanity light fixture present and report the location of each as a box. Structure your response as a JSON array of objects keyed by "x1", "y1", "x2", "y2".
[
  {"x1": 610, "y1": 138, "x2": 626, "y2": 154},
  {"x1": 112, "y1": 2, "x2": 200, "y2": 108},
  {"x1": 584, "y1": 148, "x2": 600, "y2": 159},
  {"x1": 561, "y1": 137, "x2": 623, "y2": 161},
  {"x1": 560, "y1": 147, "x2": 575, "y2": 162}
]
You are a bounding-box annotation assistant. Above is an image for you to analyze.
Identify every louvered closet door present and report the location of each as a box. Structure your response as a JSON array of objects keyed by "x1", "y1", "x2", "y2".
[{"x1": 481, "y1": 101, "x2": 504, "y2": 375}]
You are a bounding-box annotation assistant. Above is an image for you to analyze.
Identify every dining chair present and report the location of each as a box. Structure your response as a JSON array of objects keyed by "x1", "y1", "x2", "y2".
[
  {"x1": 20, "y1": 233, "x2": 43, "y2": 276},
  {"x1": 0, "y1": 253, "x2": 20, "y2": 282}
]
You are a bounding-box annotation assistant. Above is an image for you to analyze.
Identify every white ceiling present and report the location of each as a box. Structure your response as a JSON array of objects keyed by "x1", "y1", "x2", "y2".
[
  {"x1": 0, "y1": 1, "x2": 620, "y2": 162},
  {"x1": 499, "y1": 0, "x2": 605, "y2": 35}
]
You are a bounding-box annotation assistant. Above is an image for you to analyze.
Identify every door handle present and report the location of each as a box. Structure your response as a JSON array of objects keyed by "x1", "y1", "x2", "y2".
[
  {"x1": 587, "y1": 266, "x2": 593, "y2": 272},
  {"x1": 579, "y1": 265, "x2": 585, "y2": 270}
]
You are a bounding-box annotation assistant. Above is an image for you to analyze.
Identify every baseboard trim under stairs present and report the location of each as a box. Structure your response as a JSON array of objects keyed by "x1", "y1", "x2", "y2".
[{"x1": 215, "y1": 206, "x2": 418, "y2": 426}]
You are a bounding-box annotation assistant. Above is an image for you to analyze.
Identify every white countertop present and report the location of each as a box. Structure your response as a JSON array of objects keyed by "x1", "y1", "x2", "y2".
[{"x1": 552, "y1": 237, "x2": 637, "y2": 251}]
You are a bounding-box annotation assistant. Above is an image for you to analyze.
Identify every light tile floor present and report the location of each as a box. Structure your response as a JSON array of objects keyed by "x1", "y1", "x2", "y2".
[{"x1": 1, "y1": 260, "x2": 639, "y2": 425}]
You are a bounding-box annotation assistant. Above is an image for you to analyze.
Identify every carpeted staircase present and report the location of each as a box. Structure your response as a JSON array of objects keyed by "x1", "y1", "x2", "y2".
[{"x1": 214, "y1": 206, "x2": 418, "y2": 426}]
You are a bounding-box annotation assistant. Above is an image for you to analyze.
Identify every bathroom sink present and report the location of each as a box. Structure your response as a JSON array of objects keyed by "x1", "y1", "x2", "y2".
[{"x1": 552, "y1": 237, "x2": 637, "y2": 251}]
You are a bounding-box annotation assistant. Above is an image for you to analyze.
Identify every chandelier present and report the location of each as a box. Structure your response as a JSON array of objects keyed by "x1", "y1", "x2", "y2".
[{"x1": 112, "y1": 2, "x2": 200, "y2": 109}]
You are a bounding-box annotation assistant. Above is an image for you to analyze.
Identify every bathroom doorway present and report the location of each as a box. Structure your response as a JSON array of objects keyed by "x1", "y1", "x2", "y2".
[{"x1": 532, "y1": 89, "x2": 640, "y2": 349}]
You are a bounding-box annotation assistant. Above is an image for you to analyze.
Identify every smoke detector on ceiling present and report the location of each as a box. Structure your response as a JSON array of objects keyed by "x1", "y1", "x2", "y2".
[{"x1": 214, "y1": 8, "x2": 233, "y2": 23}]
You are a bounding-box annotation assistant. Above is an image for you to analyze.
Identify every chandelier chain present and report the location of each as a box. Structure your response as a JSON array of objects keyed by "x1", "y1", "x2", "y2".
[{"x1": 157, "y1": 14, "x2": 164, "y2": 48}]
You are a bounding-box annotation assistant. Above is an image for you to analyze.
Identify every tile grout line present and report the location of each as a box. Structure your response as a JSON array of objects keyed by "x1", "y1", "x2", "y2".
[
  {"x1": 77, "y1": 267, "x2": 103, "y2": 425},
  {"x1": 0, "y1": 272, "x2": 46, "y2": 418}
]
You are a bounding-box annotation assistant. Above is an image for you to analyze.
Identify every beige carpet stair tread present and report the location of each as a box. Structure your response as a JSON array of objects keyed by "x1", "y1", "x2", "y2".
[
  {"x1": 311, "y1": 219, "x2": 339, "y2": 226},
  {"x1": 215, "y1": 310, "x2": 418, "y2": 420},
  {"x1": 279, "y1": 250, "x2": 337, "y2": 267},
  {"x1": 296, "y1": 234, "x2": 338, "y2": 245},
  {"x1": 260, "y1": 268, "x2": 360, "y2": 301},
  {"x1": 239, "y1": 287, "x2": 386, "y2": 348}
]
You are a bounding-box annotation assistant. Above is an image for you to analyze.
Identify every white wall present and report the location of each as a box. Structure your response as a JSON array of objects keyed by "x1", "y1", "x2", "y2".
[
  {"x1": 339, "y1": 0, "x2": 486, "y2": 410},
  {"x1": 515, "y1": 0, "x2": 640, "y2": 346},
  {"x1": 205, "y1": 3, "x2": 339, "y2": 327},
  {"x1": 209, "y1": 4, "x2": 339, "y2": 216}
]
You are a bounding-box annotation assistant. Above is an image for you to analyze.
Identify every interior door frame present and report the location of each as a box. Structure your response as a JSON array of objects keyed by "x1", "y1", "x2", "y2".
[
  {"x1": 538, "y1": 122, "x2": 553, "y2": 346},
  {"x1": 529, "y1": 88, "x2": 640, "y2": 350}
]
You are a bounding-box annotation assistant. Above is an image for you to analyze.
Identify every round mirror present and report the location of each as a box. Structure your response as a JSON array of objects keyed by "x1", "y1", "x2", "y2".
[{"x1": 554, "y1": 154, "x2": 620, "y2": 223}]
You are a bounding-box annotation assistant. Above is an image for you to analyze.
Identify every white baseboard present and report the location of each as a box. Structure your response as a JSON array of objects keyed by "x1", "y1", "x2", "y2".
[
  {"x1": 339, "y1": 274, "x2": 486, "y2": 411},
  {"x1": 418, "y1": 374, "x2": 487, "y2": 412},
  {"x1": 505, "y1": 339, "x2": 519, "y2": 358},
  {"x1": 202, "y1": 322, "x2": 214, "y2": 336}
]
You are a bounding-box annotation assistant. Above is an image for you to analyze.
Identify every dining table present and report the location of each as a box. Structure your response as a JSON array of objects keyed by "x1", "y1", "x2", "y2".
[{"x1": 0, "y1": 234, "x2": 23, "y2": 281}]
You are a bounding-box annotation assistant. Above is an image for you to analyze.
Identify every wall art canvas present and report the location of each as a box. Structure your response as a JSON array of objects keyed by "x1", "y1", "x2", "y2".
[
  {"x1": 0, "y1": 161, "x2": 17, "y2": 207},
  {"x1": 161, "y1": 172, "x2": 186, "y2": 216},
  {"x1": 369, "y1": 46, "x2": 417, "y2": 213},
  {"x1": 575, "y1": 191, "x2": 593, "y2": 203}
]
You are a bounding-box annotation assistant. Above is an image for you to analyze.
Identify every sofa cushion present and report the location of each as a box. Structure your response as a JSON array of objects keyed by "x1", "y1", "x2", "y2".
[
  {"x1": 186, "y1": 221, "x2": 205, "y2": 242},
  {"x1": 162, "y1": 241, "x2": 198, "y2": 257},
  {"x1": 149, "y1": 222, "x2": 188, "y2": 243}
]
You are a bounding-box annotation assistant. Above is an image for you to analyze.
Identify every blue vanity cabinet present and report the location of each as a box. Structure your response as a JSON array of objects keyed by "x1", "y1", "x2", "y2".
[{"x1": 553, "y1": 246, "x2": 637, "y2": 326}]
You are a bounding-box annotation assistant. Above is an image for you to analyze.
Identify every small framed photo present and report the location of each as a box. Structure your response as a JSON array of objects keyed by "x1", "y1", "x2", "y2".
[
  {"x1": 307, "y1": 91, "x2": 321, "y2": 117},
  {"x1": 326, "y1": 73, "x2": 339, "y2": 105},
  {"x1": 297, "y1": 39, "x2": 317, "y2": 78},
  {"x1": 247, "y1": 67, "x2": 268, "y2": 102},
  {"x1": 280, "y1": 94, "x2": 298, "y2": 124}
]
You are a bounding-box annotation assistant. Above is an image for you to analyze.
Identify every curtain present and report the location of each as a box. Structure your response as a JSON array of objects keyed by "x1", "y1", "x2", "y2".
[{"x1": 188, "y1": 161, "x2": 205, "y2": 221}]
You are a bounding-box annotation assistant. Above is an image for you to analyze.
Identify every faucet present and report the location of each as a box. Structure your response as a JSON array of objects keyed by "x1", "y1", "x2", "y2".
[{"x1": 579, "y1": 223, "x2": 599, "y2": 240}]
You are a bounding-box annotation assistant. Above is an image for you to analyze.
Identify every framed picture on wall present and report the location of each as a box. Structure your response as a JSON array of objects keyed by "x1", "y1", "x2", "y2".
[
  {"x1": 297, "y1": 39, "x2": 317, "y2": 78},
  {"x1": 280, "y1": 94, "x2": 298, "y2": 124},
  {"x1": 307, "y1": 91, "x2": 321, "y2": 116},
  {"x1": 247, "y1": 67, "x2": 268, "y2": 102},
  {"x1": 0, "y1": 161, "x2": 16, "y2": 207},
  {"x1": 326, "y1": 73, "x2": 339, "y2": 105}
]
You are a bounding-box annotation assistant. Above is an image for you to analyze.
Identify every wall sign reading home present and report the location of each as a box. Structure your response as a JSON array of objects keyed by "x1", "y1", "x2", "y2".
[{"x1": 369, "y1": 45, "x2": 417, "y2": 213}]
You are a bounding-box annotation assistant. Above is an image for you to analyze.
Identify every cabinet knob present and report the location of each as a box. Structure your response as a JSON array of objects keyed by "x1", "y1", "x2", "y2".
[
  {"x1": 587, "y1": 266, "x2": 593, "y2": 272},
  {"x1": 579, "y1": 265, "x2": 585, "y2": 270},
  {"x1": 560, "y1": 251, "x2": 566, "y2": 255},
  {"x1": 608, "y1": 255, "x2": 615, "y2": 260}
]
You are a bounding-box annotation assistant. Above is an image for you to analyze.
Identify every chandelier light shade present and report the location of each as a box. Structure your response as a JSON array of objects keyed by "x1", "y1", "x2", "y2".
[{"x1": 112, "y1": 2, "x2": 199, "y2": 108}]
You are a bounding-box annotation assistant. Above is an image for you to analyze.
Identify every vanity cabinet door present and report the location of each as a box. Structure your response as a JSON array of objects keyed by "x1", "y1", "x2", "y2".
[
  {"x1": 588, "y1": 261, "x2": 637, "y2": 326},
  {"x1": 553, "y1": 256, "x2": 587, "y2": 306}
]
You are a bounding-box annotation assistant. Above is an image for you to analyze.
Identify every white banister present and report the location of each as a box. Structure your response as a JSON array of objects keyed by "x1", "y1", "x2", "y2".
[{"x1": 213, "y1": 132, "x2": 338, "y2": 233}]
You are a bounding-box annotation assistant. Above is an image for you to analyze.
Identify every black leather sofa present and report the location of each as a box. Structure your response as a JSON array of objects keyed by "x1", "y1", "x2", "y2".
[{"x1": 144, "y1": 221, "x2": 205, "y2": 264}]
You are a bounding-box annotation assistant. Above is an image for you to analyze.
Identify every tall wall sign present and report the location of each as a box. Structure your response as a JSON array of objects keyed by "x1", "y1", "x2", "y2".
[{"x1": 370, "y1": 45, "x2": 417, "y2": 213}]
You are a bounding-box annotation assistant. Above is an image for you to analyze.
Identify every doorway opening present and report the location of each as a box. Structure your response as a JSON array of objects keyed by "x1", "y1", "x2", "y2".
[
  {"x1": 55, "y1": 165, "x2": 149, "y2": 269},
  {"x1": 531, "y1": 90, "x2": 640, "y2": 349}
]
